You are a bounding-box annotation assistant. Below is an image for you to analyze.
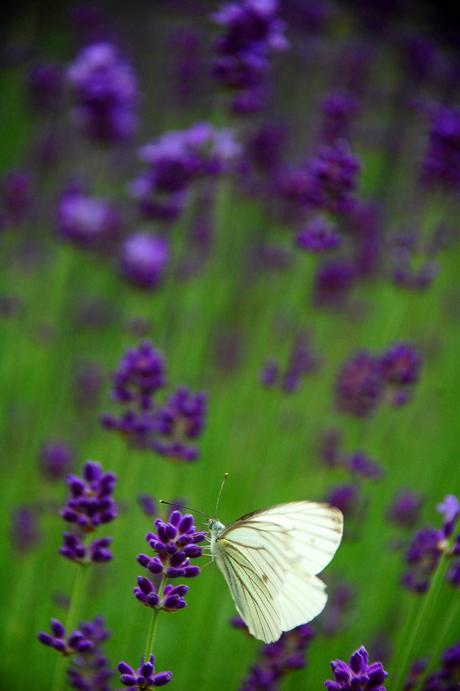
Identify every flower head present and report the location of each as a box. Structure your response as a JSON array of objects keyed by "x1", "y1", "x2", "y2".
[
  {"x1": 67, "y1": 42, "x2": 138, "y2": 143},
  {"x1": 120, "y1": 233, "x2": 169, "y2": 290},
  {"x1": 324, "y1": 645, "x2": 388, "y2": 690},
  {"x1": 118, "y1": 656, "x2": 172, "y2": 688},
  {"x1": 335, "y1": 351, "x2": 384, "y2": 418}
]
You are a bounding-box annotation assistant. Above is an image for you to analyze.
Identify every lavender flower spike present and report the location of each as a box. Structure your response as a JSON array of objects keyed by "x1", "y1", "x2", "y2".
[
  {"x1": 324, "y1": 645, "x2": 388, "y2": 690},
  {"x1": 118, "y1": 656, "x2": 172, "y2": 688}
]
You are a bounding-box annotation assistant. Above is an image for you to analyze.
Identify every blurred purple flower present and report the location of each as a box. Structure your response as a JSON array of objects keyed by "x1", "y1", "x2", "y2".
[
  {"x1": 324, "y1": 645, "x2": 388, "y2": 690},
  {"x1": 313, "y1": 260, "x2": 356, "y2": 309},
  {"x1": 138, "y1": 494, "x2": 157, "y2": 517},
  {"x1": 38, "y1": 619, "x2": 94, "y2": 655},
  {"x1": 380, "y1": 342, "x2": 422, "y2": 386},
  {"x1": 10, "y1": 506, "x2": 40, "y2": 553},
  {"x1": 238, "y1": 623, "x2": 315, "y2": 690},
  {"x1": 320, "y1": 90, "x2": 359, "y2": 144},
  {"x1": 296, "y1": 216, "x2": 342, "y2": 253},
  {"x1": 120, "y1": 232, "x2": 169, "y2": 290},
  {"x1": 346, "y1": 452, "x2": 383, "y2": 480},
  {"x1": 110, "y1": 340, "x2": 166, "y2": 410},
  {"x1": 40, "y1": 440, "x2": 75, "y2": 481},
  {"x1": 326, "y1": 484, "x2": 360, "y2": 519},
  {"x1": 57, "y1": 189, "x2": 120, "y2": 250},
  {"x1": 67, "y1": 42, "x2": 138, "y2": 143},
  {"x1": 335, "y1": 351, "x2": 384, "y2": 418},
  {"x1": 387, "y1": 490, "x2": 423, "y2": 529},
  {"x1": 151, "y1": 387, "x2": 208, "y2": 462},
  {"x1": 304, "y1": 142, "x2": 361, "y2": 215},
  {"x1": 68, "y1": 616, "x2": 113, "y2": 690},
  {"x1": 421, "y1": 105, "x2": 460, "y2": 192},
  {"x1": 1, "y1": 169, "x2": 32, "y2": 225},
  {"x1": 423, "y1": 641, "x2": 460, "y2": 690}
]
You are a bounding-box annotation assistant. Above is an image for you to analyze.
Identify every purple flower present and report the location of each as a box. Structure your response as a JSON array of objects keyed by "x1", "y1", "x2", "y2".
[
  {"x1": 67, "y1": 42, "x2": 138, "y2": 143},
  {"x1": 151, "y1": 387, "x2": 208, "y2": 462},
  {"x1": 211, "y1": 0, "x2": 288, "y2": 107},
  {"x1": 321, "y1": 583, "x2": 354, "y2": 636},
  {"x1": 1, "y1": 169, "x2": 32, "y2": 225},
  {"x1": 296, "y1": 216, "x2": 342, "y2": 253},
  {"x1": 324, "y1": 645, "x2": 388, "y2": 690},
  {"x1": 68, "y1": 617, "x2": 113, "y2": 690},
  {"x1": 320, "y1": 89, "x2": 359, "y2": 144},
  {"x1": 402, "y1": 528, "x2": 443, "y2": 593},
  {"x1": 326, "y1": 484, "x2": 360, "y2": 518},
  {"x1": 387, "y1": 490, "x2": 423, "y2": 529},
  {"x1": 138, "y1": 494, "x2": 157, "y2": 517},
  {"x1": 118, "y1": 656, "x2": 172, "y2": 688},
  {"x1": 421, "y1": 105, "x2": 460, "y2": 192},
  {"x1": 346, "y1": 452, "x2": 383, "y2": 480},
  {"x1": 238, "y1": 623, "x2": 315, "y2": 690},
  {"x1": 10, "y1": 505, "x2": 40, "y2": 553},
  {"x1": 423, "y1": 641, "x2": 460, "y2": 690},
  {"x1": 313, "y1": 260, "x2": 356, "y2": 309},
  {"x1": 437, "y1": 495, "x2": 460, "y2": 537},
  {"x1": 380, "y1": 343, "x2": 422, "y2": 386},
  {"x1": 120, "y1": 233, "x2": 169, "y2": 290},
  {"x1": 57, "y1": 189, "x2": 120, "y2": 250},
  {"x1": 260, "y1": 331, "x2": 321, "y2": 394},
  {"x1": 61, "y1": 461, "x2": 117, "y2": 532},
  {"x1": 304, "y1": 142, "x2": 361, "y2": 215},
  {"x1": 110, "y1": 341, "x2": 166, "y2": 410},
  {"x1": 335, "y1": 351, "x2": 384, "y2": 418},
  {"x1": 38, "y1": 619, "x2": 94, "y2": 656},
  {"x1": 39, "y1": 441, "x2": 75, "y2": 481},
  {"x1": 134, "y1": 509, "x2": 205, "y2": 614}
]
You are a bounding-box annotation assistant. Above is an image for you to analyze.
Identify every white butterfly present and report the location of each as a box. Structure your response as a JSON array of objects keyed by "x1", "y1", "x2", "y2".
[{"x1": 208, "y1": 501, "x2": 343, "y2": 643}]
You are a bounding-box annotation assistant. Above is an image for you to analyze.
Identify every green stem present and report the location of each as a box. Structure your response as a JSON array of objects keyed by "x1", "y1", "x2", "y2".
[
  {"x1": 143, "y1": 575, "x2": 167, "y2": 661},
  {"x1": 419, "y1": 592, "x2": 460, "y2": 684},
  {"x1": 394, "y1": 556, "x2": 449, "y2": 691},
  {"x1": 52, "y1": 563, "x2": 89, "y2": 691}
]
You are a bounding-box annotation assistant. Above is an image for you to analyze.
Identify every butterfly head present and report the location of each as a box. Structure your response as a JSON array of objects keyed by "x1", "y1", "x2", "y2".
[{"x1": 207, "y1": 517, "x2": 225, "y2": 538}]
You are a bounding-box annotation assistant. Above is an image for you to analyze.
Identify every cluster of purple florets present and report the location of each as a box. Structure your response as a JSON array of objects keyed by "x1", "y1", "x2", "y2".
[
  {"x1": 421, "y1": 105, "x2": 460, "y2": 192},
  {"x1": 39, "y1": 616, "x2": 113, "y2": 689},
  {"x1": 67, "y1": 42, "x2": 138, "y2": 144},
  {"x1": 324, "y1": 645, "x2": 388, "y2": 690},
  {"x1": 211, "y1": 0, "x2": 288, "y2": 114},
  {"x1": 131, "y1": 122, "x2": 240, "y2": 224},
  {"x1": 101, "y1": 340, "x2": 208, "y2": 462},
  {"x1": 296, "y1": 216, "x2": 342, "y2": 254},
  {"x1": 134, "y1": 509, "x2": 206, "y2": 612},
  {"x1": 59, "y1": 460, "x2": 117, "y2": 564},
  {"x1": 424, "y1": 641, "x2": 460, "y2": 690},
  {"x1": 402, "y1": 494, "x2": 460, "y2": 593},
  {"x1": 232, "y1": 617, "x2": 315, "y2": 690},
  {"x1": 260, "y1": 330, "x2": 321, "y2": 393},
  {"x1": 118, "y1": 656, "x2": 172, "y2": 689},
  {"x1": 57, "y1": 187, "x2": 120, "y2": 251},
  {"x1": 336, "y1": 342, "x2": 423, "y2": 418}
]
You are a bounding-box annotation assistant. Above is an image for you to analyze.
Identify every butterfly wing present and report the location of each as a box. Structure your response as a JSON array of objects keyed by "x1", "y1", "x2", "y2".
[
  {"x1": 215, "y1": 501, "x2": 343, "y2": 642},
  {"x1": 214, "y1": 539, "x2": 283, "y2": 643}
]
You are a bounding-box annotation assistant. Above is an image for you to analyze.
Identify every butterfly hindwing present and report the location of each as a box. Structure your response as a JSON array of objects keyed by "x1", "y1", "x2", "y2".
[{"x1": 215, "y1": 539, "x2": 282, "y2": 643}]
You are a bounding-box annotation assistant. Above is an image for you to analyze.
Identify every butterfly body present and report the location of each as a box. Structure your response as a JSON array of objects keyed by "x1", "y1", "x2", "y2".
[{"x1": 208, "y1": 501, "x2": 343, "y2": 643}]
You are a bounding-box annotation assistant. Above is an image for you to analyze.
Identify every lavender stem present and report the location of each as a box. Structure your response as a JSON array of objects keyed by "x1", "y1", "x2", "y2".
[{"x1": 143, "y1": 575, "x2": 166, "y2": 661}]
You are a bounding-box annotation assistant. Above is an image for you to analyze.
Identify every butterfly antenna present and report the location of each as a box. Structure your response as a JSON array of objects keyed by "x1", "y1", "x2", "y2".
[
  {"x1": 215, "y1": 473, "x2": 229, "y2": 516},
  {"x1": 159, "y1": 499, "x2": 211, "y2": 520}
]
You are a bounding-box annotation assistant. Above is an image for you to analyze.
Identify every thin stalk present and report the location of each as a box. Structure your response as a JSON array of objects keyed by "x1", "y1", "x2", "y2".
[
  {"x1": 419, "y1": 592, "x2": 460, "y2": 683},
  {"x1": 393, "y1": 556, "x2": 449, "y2": 691},
  {"x1": 144, "y1": 575, "x2": 167, "y2": 661},
  {"x1": 52, "y1": 562, "x2": 90, "y2": 691}
]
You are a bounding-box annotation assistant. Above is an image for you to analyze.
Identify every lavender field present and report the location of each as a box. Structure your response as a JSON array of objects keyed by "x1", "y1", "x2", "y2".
[{"x1": 1, "y1": 1, "x2": 460, "y2": 689}]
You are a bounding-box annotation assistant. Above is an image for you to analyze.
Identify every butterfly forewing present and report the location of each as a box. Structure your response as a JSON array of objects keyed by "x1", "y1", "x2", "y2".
[{"x1": 214, "y1": 501, "x2": 343, "y2": 643}]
